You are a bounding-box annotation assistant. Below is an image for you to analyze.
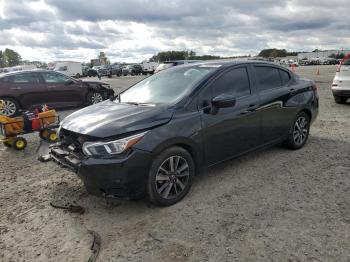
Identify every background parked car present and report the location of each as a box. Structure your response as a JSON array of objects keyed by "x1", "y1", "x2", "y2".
[
  {"x1": 54, "y1": 62, "x2": 83, "y2": 78},
  {"x1": 0, "y1": 70, "x2": 114, "y2": 116},
  {"x1": 87, "y1": 66, "x2": 102, "y2": 77},
  {"x1": 107, "y1": 64, "x2": 122, "y2": 77},
  {"x1": 141, "y1": 61, "x2": 159, "y2": 75},
  {"x1": 122, "y1": 64, "x2": 143, "y2": 76},
  {"x1": 97, "y1": 65, "x2": 110, "y2": 77},
  {"x1": 332, "y1": 58, "x2": 350, "y2": 104}
]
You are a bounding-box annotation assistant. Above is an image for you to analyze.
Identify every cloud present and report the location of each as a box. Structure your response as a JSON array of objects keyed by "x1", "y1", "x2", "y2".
[{"x1": 0, "y1": 0, "x2": 349, "y2": 62}]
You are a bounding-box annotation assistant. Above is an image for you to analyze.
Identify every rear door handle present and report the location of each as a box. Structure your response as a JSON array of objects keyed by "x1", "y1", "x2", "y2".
[
  {"x1": 290, "y1": 88, "x2": 296, "y2": 95},
  {"x1": 241, "y1": 104, "x2": 258, "y2": 115}
]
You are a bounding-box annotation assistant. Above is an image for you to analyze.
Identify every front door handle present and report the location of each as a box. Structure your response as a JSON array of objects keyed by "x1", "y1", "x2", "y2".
[{"x1": 246, "y1": 104, "x2": 258, "y2": 112}]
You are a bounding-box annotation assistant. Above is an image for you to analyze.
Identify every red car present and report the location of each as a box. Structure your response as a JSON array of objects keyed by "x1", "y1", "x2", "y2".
[{"x1": 0, "y1": 70, "x2": 114, "y2": 116}]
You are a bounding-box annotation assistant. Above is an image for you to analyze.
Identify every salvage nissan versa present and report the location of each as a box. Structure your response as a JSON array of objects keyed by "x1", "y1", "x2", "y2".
[{"x1": 50, "y1": 61, "x2": 319, "y2": 206}]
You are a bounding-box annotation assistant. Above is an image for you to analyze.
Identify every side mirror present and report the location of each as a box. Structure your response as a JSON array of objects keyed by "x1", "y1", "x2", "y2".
[{"x1": 212, "y1": 94, "x2": 236, "y2": 108}]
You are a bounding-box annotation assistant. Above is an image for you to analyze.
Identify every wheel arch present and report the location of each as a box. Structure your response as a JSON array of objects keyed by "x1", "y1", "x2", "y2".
[
  {"x1": 300, "y1": 108, "x2": 312, "y2": 121},
  {"x1": 151, "y1": 138, "x2": 202, "y2": 173},
  {"x1": 0, "y1": 96, "x2": 22, "y2": 108}
]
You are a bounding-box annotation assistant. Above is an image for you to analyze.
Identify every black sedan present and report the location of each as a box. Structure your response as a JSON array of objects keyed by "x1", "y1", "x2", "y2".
[{"x1": 50, "y1": 61, "x2": 319, "y2": 206}]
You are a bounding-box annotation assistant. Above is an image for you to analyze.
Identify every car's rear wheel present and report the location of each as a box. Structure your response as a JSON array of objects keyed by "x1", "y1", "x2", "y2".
[
  {"x1": 334, "y1": 95, "x2": 347, "y2": 104},
  {"x1": 284, "y1": 112, "x2": 310, "y2": 150},
  {"x1": 0, "y1": 98, "x2": 20, "y2": 117},
  {"x1": 87, "y1": 91, "x2": 104, "y2": 105},
  {"x1": 147, "y1": 146, "x2": 195, "y2": 206}
]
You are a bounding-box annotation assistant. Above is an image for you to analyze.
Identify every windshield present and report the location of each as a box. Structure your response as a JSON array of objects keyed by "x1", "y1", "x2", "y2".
[{"x1": 119, "y1": 65, "x2": 217, "y2": 104}]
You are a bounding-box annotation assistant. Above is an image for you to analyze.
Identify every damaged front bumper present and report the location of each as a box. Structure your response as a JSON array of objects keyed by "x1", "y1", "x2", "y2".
[{"x1": 50, "y1": 143, "x2": 152, "y2": 199}]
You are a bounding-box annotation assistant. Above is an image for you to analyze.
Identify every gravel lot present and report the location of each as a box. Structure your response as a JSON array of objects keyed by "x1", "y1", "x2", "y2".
[{"x1": 1, "y1": 65, "x2": 349, "y2": 262}]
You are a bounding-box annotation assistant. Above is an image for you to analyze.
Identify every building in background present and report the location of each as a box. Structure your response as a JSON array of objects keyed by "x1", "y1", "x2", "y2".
[
  {"x1": 91, "y1": 58, "x2": 108, "y2": 67},
  {"x1": 298, "y1": 49, "x2": 350, "y2": 60}
]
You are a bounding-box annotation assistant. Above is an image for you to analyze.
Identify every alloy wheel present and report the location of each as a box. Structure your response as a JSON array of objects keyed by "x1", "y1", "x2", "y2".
[
  {"x1": 91, "y1": 93, "x2": 103, "y2": 104},
  {"x1": 155, "y1": 156, "x2": 190, "y2": 200},
  {"x1": 293, "y1": 116, "x2": 308, "y2": 145},
  {"x1": 0, "y1": 99, "x2": 17, "y2": 116}
]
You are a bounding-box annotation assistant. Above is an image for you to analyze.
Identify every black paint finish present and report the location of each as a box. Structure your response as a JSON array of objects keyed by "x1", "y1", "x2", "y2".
[{"x1": 52, "y1": 61, "x2": 319, "y2": 199}]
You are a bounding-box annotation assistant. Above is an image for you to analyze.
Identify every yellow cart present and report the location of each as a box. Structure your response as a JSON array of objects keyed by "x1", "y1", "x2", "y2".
[{"x1": 0, "y1": 109, "x2": 60, "y2": 150}]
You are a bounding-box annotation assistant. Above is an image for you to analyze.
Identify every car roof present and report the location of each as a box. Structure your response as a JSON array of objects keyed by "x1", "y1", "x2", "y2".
[
  {"x1": 0, "y1": 69, "x2": 67, "y2": 78},
  {"x1": 177, "y1": 59, "x2": 283, "y2": 68}
]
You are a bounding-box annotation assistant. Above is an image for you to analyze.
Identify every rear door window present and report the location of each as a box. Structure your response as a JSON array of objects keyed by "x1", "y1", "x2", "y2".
[
  {"x1": 8, "y1": 73, "x2": 41, "y2": 84},
  {"x1": 212, "y1": 67, "x2": 251, "y2": 98},
  {"x1": 255, "y1": 66, "x2": 282, "y2": 91}
]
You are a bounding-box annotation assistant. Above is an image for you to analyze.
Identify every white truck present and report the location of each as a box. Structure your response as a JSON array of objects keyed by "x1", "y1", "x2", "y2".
[
  {"x1": 54, "y1": 61, "x2": 83, "y2": 78},
  {"x1": 140, "y1": 61, "x2": 159, "y2": 75}
]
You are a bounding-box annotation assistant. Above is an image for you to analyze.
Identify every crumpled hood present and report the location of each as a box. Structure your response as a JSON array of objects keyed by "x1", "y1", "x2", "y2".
[{"x1": 61, "y1": 100, "x2": 173, "y2": 138}]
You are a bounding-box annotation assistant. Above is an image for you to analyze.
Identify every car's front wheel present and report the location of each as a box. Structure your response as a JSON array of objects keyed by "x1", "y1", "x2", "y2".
[
  {"x1": 0, "y1": 98, "x2": 20, "y2": 117},
  {"x1": 284, "y1": 111, "x2": 310, "y2": 150},
  {"x1": 147, "y1": 146, "x2": 195, "y2": 206},
  {"x1": 87, "y1": 91, "x2": 104, "y2": 105}
]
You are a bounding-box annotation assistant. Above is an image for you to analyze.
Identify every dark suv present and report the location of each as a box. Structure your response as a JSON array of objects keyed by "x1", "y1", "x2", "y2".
[
  {"x1": 123, "y1": 64, "x2": 143, "y2": 76},
  {"x1": 0, "y1": 70, "x2": 114, "y2": 116},
  {"x1": 50, "y1": 61, "x2": 318, "y2": 206}
]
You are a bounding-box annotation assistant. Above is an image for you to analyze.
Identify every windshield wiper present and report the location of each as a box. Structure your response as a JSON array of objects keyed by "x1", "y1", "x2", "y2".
[
  {"x1": 125, "y1": 102, "x2": 155, "y2": 106},
  {"x1": 125, "y1": 102, "x2": 140, "y2": 106}
]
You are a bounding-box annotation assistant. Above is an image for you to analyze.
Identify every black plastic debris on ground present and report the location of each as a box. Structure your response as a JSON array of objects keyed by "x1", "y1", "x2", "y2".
[
  {"x1": 50, "y1": 202, "x2": 85, "y2": 214},
  {"x1": 88, "y1": 230, "x2": 101, "y2": 262}
]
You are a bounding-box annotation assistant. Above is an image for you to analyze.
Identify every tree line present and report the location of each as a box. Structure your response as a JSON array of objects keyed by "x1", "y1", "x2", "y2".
[
  {"x1": 150, "y1": 51, "x2": 221, "y2": 62},
  {"x1": 0, "y1": 48, "x2": 21, "y2": 68},
  {"x1": 258, "y1": 48, "x2": 297, "y2": 58}
]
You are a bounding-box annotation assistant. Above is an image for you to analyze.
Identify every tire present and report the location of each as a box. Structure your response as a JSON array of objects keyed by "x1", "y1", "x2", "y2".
[
  {"x1": 12, "y1": 137, "x2": 27, "y2": 150},
  {"x1": 334, "y1": 95, "x2": 347, "y2": 104},
  {"x1": 47, "y1": 130, "x2": 58, "y2": 143},
  {"x1": 0, "y1": 97, "x2": 20, "y2": 117},
  {"x1": 75, "y1": 73, "x2": 81, "y2": 78},
  {"x1": 147, "y1": 146, "x2": 195, "y2": 206},
  {"x1": 87, "y1": 91, "x2": 104, "y2": 105},
  {"x1": 284, "y1": 112, "x2": 310, "y2": 150},
  {"x1": 39, "y1": 129, "x2": 49, "y2": 140},
  {"x1": 3, "y1": 140, "x2": 12, "y2": 148}
]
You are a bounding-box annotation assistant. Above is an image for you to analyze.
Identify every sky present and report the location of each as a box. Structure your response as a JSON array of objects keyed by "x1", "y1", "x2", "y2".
[{"x1": 0, "y1": 0, "x2": 349, "y2": 63}]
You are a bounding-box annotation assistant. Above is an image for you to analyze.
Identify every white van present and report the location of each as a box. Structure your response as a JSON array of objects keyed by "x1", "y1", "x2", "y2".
[
  {"x1": 141, "y1": 61, "x2": 159, "y2": 74},
  {"x1": 54, "y1": 62, "x2": 83, "y2": 78}
]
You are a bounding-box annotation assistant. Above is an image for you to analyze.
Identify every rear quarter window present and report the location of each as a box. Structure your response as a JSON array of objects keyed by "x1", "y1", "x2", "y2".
[
  {"x1": 255, "y1": 66, "x2": 282, "y2": 91},
  {"x1": 279, "y1": 70, "x2": 291, "y2": 85}
]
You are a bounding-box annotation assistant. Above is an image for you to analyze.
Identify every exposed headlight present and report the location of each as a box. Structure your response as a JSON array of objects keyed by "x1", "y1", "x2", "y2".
[{"x1": 82, "y1": 132, "x2": 147, "y2": 157}]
